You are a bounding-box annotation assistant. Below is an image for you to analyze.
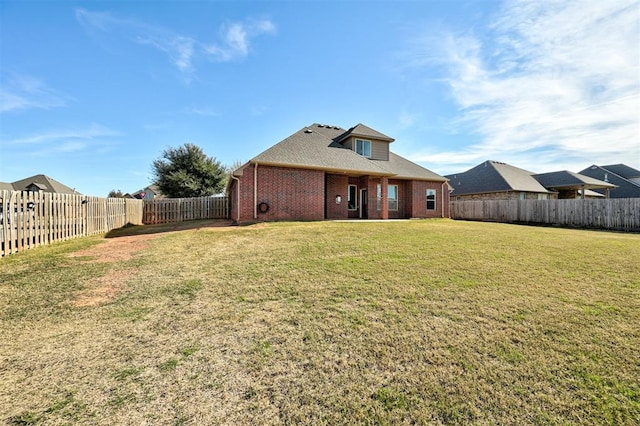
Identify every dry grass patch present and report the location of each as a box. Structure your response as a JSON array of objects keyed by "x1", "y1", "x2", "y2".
[
  {"x1": 70, "y1": 269, "x2": 135, "y2": 307},
  {"x1": 1, "y1": 220, "x2": 639, "y2": 425}
]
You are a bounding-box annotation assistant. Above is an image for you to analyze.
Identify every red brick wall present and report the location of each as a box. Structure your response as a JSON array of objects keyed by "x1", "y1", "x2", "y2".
[
  {"x1": 326, "y1": 174, "x2": 349, "y2": 220},
  {"x1": 229, "y1": 165, "x2": 257, "y2": 223},
  {"x1": 229, "y1": 164, "x2": 451, "y2": 222},
  {"x1": 233, "y1": 165, "x2": 325, "y2": 223},
  {"x1": 404, "y1": 180, "x2": 448, "y2": 218}
]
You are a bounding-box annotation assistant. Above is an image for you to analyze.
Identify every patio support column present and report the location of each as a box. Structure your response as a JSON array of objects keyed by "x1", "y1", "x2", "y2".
[{"x1": 381, "y1": 176, "x2": 389, "y2": 220}]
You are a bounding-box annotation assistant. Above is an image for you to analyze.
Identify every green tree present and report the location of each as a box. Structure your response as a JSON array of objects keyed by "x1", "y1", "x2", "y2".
[
  {"x1": 108, "y1": 189, "x2": 125, "y2": 198},
  {"x1": 152, "y1": 143, "x2": 226, "y2": 198}
]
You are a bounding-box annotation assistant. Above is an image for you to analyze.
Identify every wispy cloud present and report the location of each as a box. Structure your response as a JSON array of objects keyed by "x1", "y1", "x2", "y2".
[
  {"x1": 8, "y1": 124, "x2": 119, "y2": 156},
  {"x1": 76, "y1": 9, "x2": 276, "y2": 78},
  {"x1": 204, "y1": 19, "x2": 276, "y2": 62},
  {"x1": 406, "y1": 0, "x2": 640, "y2": 173},
  {"x1": 185, "y1": 106, "x2": 220, "y2": 117},
  {"x1": 0, "y1": 75, "x2": 70, "y2": 113}
]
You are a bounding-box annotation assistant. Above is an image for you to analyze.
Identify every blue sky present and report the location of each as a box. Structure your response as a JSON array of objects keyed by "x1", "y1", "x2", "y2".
[{"x1": 1, "y1": 0, "x2": 639, "y2": 196}]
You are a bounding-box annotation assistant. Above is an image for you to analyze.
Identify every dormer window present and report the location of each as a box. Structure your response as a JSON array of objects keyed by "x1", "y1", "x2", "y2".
[{"x1": 355, "y1": 139, "x2": 371, "y2": 157}]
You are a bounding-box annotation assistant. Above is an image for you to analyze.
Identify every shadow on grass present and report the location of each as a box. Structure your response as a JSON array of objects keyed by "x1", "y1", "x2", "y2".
[{"x1": 105, "y1": 219, "x2": 234, "y2": 238}]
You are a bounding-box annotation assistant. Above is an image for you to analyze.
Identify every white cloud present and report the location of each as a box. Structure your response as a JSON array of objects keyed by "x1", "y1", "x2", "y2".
[
  {"x1": 408, "y1": 0, "x2": 640, "y2": 173},
  {"x1": 9, "y1": 124, "x2": 118, "y2": 147},
  {"x1": 76, "y1": 8, "x2": 197, "y2": 76},
  {"x1": 76, "y1": 9, "x2": 276, "y2": 77},
  {"x1": 0, "y1": 75, "x2": 69, "y2": 113},
  {"x1": 204, "y1": 19, "x2": 276, "y2": 62},
  {"x1": 186, "y1": 106, "x2": 220, "y2": 117}
]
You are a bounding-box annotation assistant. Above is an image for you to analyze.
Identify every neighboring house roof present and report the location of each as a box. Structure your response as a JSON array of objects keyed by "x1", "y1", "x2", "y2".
[
  {"x1": 0, "y1": 182, "x2": 14, "y2": 191},
  {"x1": 131, "y1": 184, "x2": 163, "y2": 199},
  {"x1": 446, "y1": 160, "x2": 552, "y2": 196},
  {"x1": 581, "y1": 189, "x2": 605, "y2": 198},
  {"x1": 10, "y1": 174, "x2": 79, "y2": 194},
  {"x1": 597, "y1": 164, "x2": 640, "y2": 179},
  {"x1": 532, "y1": 171, "x2": 616, "y2": 191},
  {"x1": 244, "y1": 123, "x2": 446, "y2": 182},
  {"x1": 578, "y1": 164, "x2": 640, "y2": 198}
]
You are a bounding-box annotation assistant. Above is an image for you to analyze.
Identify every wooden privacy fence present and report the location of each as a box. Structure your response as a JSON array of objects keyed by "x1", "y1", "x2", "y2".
[
  {"x1": 450, "y1": 198, "x2": 640, "y2": 232},
  {"x1": 143, "y1": 196, "x2": 229, "y2": 224},
  {"x1": 1, "y1": 190, "x2": 143, "y2": 257}
]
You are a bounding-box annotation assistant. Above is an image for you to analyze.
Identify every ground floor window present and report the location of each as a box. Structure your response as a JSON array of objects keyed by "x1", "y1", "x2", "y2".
[
  {"x1": 376, "y1": 184, "x2": 398, "y2": 211},
  {"x1": 347, "y1": 184, "x2": 357, "y2": 210},
  {"x1": 388, "y1": 185, "x2": 398, "y2": 211},
  {"x1": 427, "y1": 189, "x2": 436, "y2": 210}
]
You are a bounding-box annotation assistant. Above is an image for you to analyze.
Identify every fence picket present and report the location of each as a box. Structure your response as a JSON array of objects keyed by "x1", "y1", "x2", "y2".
[
  {"x1": 450, "y1": 199, "x2": 640, "y2": 232},
  {"x1": 142, "y1": 196, "x2": 229, "y2": 225},
  {"x1": 0, "y1": 190, "x2": 144, "y2": 257}
]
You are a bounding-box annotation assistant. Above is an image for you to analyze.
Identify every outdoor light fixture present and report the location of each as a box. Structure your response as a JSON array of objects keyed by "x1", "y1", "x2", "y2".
[
  {"x1": 82, "y1": 199, "x2": 89, "y2": 205},
  {"x1": 335, "y1": 195, "x2": 342, "y2": 204}
]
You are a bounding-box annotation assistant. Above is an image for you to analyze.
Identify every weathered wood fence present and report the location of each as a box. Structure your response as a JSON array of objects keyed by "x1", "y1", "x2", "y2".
[
  {"x1": 142, "y1": 196, "x2": 229, "y2": 225},
  {"x1": 451, "y1": 199, "x2": 640, "y2": 232},
  {"x1": 1, "y1": 190, "x2": 144, "y2": 256}
]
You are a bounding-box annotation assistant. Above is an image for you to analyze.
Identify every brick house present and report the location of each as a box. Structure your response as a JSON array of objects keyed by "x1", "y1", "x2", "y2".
[
  {"x1": 227, "y1": 123, "x2": 450, "y2": 223},
  {"x1": 446, "y1": 160, "x2": 615, "y2": 201}
]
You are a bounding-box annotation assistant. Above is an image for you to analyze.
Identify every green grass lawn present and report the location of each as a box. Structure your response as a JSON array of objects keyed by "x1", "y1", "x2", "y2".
[{"x1": 1, "y1": 219, "x2": 639, "y2": 425}]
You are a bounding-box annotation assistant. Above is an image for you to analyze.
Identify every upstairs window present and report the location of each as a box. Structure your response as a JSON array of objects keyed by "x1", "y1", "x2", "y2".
[
  {"x1": 426, "y1": 189, "x2": 436, "y2": 210},
  {"x1": 355, "y1": 139, "x2": 371, "y2": 157}
]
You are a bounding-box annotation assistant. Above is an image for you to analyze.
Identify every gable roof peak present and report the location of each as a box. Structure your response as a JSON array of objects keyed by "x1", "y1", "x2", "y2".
[{"x1": 332, "y1": 122, "x2": 395, "y2": 144}]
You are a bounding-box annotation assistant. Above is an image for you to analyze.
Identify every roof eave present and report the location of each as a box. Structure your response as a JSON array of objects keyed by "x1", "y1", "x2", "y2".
[{"x1": 250, "y1": 160, "x2": 395, "y2": 177}]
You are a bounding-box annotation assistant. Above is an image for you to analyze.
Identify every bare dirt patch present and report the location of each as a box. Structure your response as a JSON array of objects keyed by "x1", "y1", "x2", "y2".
[
  {"x1": 68, "y1": 234, "x2": 158, "y2": 263},
  {"x1": 70, "y1": 269, "x2": 135, "y2": 307}
]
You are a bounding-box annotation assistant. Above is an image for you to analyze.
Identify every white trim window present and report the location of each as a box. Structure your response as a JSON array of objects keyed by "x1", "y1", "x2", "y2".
[
  {"x1": 355, "y1": 139, "x2": 371, "y2": 157},
  {"x1": 376, "y1": 184, "x2": 398, "y2": 211},
  {"x1": 388, "y1": 185, "x2": 398, "y2": 211},
  {"x1": 426, "y1": 189, "x2": 436, "y2": 210},
  {"x1": 347, "y1": 185, "x2": 358, "y2": 210}
]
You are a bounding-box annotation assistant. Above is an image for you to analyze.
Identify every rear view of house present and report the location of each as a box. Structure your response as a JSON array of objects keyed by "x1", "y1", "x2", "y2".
[{"x1": 228, "y1": 123, "x2": 450, "y2": 223}]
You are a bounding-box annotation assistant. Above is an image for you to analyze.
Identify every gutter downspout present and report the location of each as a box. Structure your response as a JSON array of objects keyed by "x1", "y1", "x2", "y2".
[
  {"x1": 441, "y1": 181, "x2": 446, "y2": 218},
  {"x1": 231, "y1": 175, "x2": 240, "y2": 223},
  {"x1": 254, "y1": 163, "x2": 258, "y2": 220}
]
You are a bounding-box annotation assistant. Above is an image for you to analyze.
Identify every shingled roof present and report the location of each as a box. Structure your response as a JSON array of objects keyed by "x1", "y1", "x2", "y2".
[
  {"x1": 446, "y1": 160, "x2": 552, "y2": 196},
  {"x1": 10, "y1": 174, "x2": 79, "y2": 194},
  {"x1": 532, "y1": 171, "x2": 616, "y2": 190},
  {"x1": 597, "y1": 164, "x2": 640, "y2": 179},
  {"x1": 243, "y1": 123, "x2": 446, "y2": 182},
  {"x1": 578, "y1": 164, "x2": 640, "y2": 198}
]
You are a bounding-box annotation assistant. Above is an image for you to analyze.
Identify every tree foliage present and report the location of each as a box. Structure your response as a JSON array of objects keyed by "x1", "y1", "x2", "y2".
[
  {"x1": 152, "y1": 143, "x2": 226, "y2": 198},
  {"x1": 108, "y1": 189, "x2": 125, "y2": 198}
]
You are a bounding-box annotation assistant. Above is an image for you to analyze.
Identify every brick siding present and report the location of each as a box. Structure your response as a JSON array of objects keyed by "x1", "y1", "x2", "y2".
[{"x1": 229, "y1": 164, "x2": 450, "y2": 223}]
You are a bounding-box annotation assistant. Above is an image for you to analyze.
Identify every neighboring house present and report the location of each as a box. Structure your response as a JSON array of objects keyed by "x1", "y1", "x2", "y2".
[
  {"x1": 578, "y1": 164, "x2": 640, "y2": 198},
  {"x1": 532, "y1": 171, "x2": 616, "y2": 199},
  {"x1": 0, "y1": 182, "x2": 14, "y2": 191},
  {"x1": 227, "y1": 123, "x2": 450, "y2": 223},
  {"x1": 5, "y1": 174, "x2": 79, "y2": 194},
  {"x1": 446, "y1": 161, "x2": 555, "y2": 201},
  {"x1": 127, "y1": 185, "x2": 164, "y2": 200}
]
